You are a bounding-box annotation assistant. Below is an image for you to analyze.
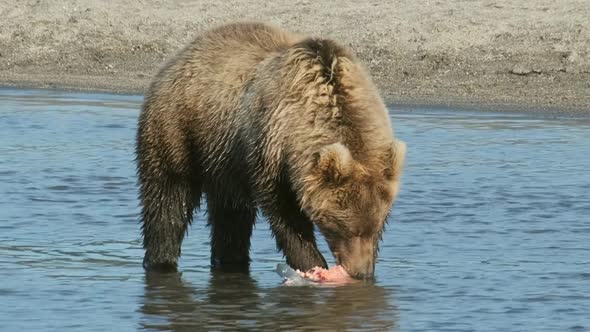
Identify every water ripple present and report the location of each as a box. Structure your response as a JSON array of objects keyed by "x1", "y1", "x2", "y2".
[{"x1": 1, "y1": 90, "x2": 589, "y2": 331}]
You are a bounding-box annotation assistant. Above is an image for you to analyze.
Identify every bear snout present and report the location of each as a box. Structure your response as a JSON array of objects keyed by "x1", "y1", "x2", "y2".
[{"x1": 339, "y1": 236, "x2": 376, "y2": 280}]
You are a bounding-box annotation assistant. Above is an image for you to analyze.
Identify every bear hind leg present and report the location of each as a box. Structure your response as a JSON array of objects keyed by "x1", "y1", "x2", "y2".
[
  {"x1": 139, "y1": 171, "x2": 201, "y2": 273},
  {"x1": 207, "y1": 194, "x2": 256, "y2": 272}
]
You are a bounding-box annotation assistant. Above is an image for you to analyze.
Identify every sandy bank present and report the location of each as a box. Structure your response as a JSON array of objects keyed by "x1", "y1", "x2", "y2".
[{"x1": 0, "y1": 0, "x2": 588, "y2": 112}]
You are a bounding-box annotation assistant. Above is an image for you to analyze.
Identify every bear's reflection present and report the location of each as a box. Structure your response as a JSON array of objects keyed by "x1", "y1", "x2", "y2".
[{"x1": 139, "y1": 270, "x2": 397, "y2": 331}]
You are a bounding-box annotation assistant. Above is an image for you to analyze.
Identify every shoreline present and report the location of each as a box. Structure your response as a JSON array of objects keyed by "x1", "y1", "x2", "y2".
[
  {"x1": 3, "y1": 77, "x2": 587, "y2": 118},
  {"x1": 1, "y1": 0, "x2": 588, "y2": 114}
]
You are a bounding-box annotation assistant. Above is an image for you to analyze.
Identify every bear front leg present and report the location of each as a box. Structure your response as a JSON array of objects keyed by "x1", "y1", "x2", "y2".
[
  {"x1": 260, "y1": 171, "x2": 328, "y2": 271},
  {"x1": 269, "y1": 213, "x2": 328, "y2": 272}
]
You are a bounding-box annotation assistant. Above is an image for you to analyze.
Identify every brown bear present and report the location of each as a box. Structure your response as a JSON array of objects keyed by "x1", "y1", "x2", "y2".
[{"x1": 136, "y1": 22, "x2": 406, "y2": 279}]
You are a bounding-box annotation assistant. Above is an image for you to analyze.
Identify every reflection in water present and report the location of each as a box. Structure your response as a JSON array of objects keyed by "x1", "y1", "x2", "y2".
[
  {"x1": 140, "y1": 271, "x2": 396, "y2": 331},
  {"x1": 263, "y1": 281, "x2": 397, "y2": 331},
  {"x1": 140, "y1": 272, "x2": 204, "y2": 331}
]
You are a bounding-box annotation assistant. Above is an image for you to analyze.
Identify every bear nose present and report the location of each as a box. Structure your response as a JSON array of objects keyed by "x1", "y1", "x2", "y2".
[
  {"x1": 342, "y1": 236, "x2": 376, "y2": 280},
  {"x1": 348, "y1": 259, "x2": 375, "y2": 280},
  {"x1": 354, "y1": 272, "x2": 375, "y2": 281}
]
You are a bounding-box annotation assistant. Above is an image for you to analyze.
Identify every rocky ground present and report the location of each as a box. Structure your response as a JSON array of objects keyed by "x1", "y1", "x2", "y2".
[{"x1": 0, "y1": 0, "x2": 588, "y2": 112}]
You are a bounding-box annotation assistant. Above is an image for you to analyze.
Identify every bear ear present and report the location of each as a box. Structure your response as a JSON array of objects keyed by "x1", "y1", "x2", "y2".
[
  {"x1": 313, "y1": 143, "x2": 353, "y2": 184},
  {"x1": 382, "y1": 139, "x2": 406, "y2": 181}
]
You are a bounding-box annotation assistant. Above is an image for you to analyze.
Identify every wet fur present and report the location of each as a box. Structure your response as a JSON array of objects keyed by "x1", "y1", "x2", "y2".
[{"x1": 136, "y1": 22, "x2": 405, "y2": 273}]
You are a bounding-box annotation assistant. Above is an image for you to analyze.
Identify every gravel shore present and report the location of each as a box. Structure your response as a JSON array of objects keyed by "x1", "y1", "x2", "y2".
[{"x1": 1, "y1": 0, "x2": 588, "y2": 112}]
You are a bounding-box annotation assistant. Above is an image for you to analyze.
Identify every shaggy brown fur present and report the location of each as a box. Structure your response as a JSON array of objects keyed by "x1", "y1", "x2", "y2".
[{"x1": 136, "y1": 22, "x2": 406, "y2": 278}]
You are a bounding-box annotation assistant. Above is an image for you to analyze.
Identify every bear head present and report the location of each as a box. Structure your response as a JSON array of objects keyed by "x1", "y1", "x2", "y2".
[{"x1": 300, "y1": 139, "x2": 406, "y2": 280}]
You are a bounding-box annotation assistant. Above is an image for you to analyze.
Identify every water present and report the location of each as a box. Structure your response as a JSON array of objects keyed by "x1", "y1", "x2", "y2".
[{"x1": 0, "y1": 88, "x2": 589, "y2": 331}]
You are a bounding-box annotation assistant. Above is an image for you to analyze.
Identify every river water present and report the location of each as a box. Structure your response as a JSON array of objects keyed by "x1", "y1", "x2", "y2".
[{"x1": 0, "y1": 89, "x2": 589, "y2": 331}]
